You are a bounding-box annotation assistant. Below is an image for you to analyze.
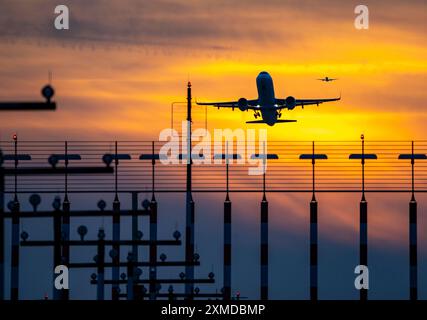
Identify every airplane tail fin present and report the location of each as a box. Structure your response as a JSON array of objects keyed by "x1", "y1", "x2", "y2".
[{"x1": 246, "y1": 120, "x2": 297, "y2": 124}]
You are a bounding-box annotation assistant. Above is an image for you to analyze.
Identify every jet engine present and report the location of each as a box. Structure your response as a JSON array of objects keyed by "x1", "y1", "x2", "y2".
[
  {"x1": 285, "y1": 96, "x2": 296, "y2": 110},
  {"x1": 238, "y1": 98, "x2": 248, "y2": 111}
]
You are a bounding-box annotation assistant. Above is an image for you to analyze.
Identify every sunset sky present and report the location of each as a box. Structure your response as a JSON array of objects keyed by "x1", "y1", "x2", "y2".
[
  {"x1": 1, "y1": 0, "x2": 427, "y2": 299},
  {"x1": 0, "y1": 0, "x2": 426, "y2": 140}
]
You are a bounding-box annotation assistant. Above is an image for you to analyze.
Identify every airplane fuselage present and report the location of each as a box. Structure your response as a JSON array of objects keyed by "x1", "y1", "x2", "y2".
[
  {"x1": 256, "y1": 71, "x2": 278, "y2": 126},
  {"x1": 197, "y1": 71, "x2": 339, "y2": 126}
]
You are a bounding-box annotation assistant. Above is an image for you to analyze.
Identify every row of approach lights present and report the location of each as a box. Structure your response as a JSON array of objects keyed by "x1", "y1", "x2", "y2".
[
  {"x1": 4, "y1": 139, "x2": 426, "y2": 169},
  {"x1": 1, "y1": 145, "x2": 280, "y2": 167},
  {"x1": 8, "y1": 194, "x2": 153, "y2": 214},
  {"x1": 15, "y1": 196, "x2": 179, "y2": 236},
  {"x1": 90, "y1": 271, "x2": 214, "y2": 296},
  {"x1": 3, "y1": 141, "x2": 426, "y2": 198},
  {"x1": 3, "y1": 139, "x2": 426, "y2": 199},
  {"x1": 14, "y1": 194, "x2": 214, "y2": 295},
  {"x1": 14, "y1": 196, "x2": 204, "y2": 263}
]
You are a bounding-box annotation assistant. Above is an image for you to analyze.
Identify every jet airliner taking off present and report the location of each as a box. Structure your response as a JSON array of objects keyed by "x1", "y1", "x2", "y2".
[
  {"x1": 317, "y1": 76, "x2": 338, "y2": 82},
  {"x1": 196, "y1": 71, "x2": 341, "y2": 126}
]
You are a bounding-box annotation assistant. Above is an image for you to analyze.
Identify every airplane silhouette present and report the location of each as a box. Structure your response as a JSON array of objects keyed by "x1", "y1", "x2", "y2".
[
  {"x1": 317, "y1": 77, "x2": 338, "y2": 82},
  {"x1": 197, "y1": 71, "x2": 340, "y2": 126}
]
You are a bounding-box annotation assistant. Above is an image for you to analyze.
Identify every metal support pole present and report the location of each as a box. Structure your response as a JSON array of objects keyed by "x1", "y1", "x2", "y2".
[
  {"x1": 61, "y1": 142, "x2": 70, "y2": 300},
  {"x1": 53, "y1": 202, "x2": 62, "y2": 300},
  {"x1": 149, "y1": 199, "x2": 158, "y2": 300},
  {"x1": 168, "y1": 286, "x2": 175, "y2": 301},
  {"x1": 310, "y1": 143, "x2": 318, "y2": 300},
  {"x1": 0, "y1": 162, "x2": 4, "y2": 300},
  {"x1": 96, "y1": 229, "x2": 105, "y2": 300},
  {"x1": 360, "y1": 136, "x2": 368, "y2": 301},
  {"x1": 11, "y1": 137, "x2": 19, "y2": 300},
  {"x1": 359, "y1": 199, "x2": 368, "y2": 301},
  {"x1": 149, "y1": 140, "x2": 158, "y2": 300},
  {"x1": 223, "y1": 143, "x2": 232, "y2": 300},
  {"x1": 349, "y1": 135, "x2": 377, "y2": 301},
  {"x1": 112, "y1": 196, "x2": 120, "y2": 300},
  {"x1": 260, "y1": 142, "x2": 268, "y2": 300},
  {"x1": 409, "y1": 141, "x2": 417, "y2": 300},
  {"x1": 300, "y1": 144, "x2": 327, "y2": 300},
  {"x1": 131, "y1": 191, "x2": 138, "y2": 299},
  {"x1": 260, "y1": 196, "x2": 268, "y2": 300},
  {"x1": 223, "y1": 198, "x2": 231, "y2": 300},
  {"x1": 310, "y1": 199, "x2": 318, "y2": 300},
  {"x1": 61, "y1": 199, "x2": 70, "y2": 298},
  {"x1": 11, "y1": 198, "x2": 20, "y2": 300},
  {"x1": 112, "y1": 142, "x2": 120, "y2": 300},
  {"x1": 409, "y1": 199, "x2": 417, "y2": 300},
  {"x1": 185, "y1": 81, "x2": 195, "y2": 299},
  {"x1": 131, "y1": 192, "x2": 138, "y2": 261}
]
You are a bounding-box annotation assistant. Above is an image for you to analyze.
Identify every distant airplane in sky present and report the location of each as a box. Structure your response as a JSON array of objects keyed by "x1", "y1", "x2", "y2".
[
  {"x1": 196, "y1": 71, "x2": 340, "y2": 126},
  {"x1": 317, "y1": 76, "x2": 338, "y2": 82}
]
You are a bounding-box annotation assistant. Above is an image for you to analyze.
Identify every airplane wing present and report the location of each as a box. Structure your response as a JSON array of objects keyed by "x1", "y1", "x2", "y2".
[
  {"x1": 275, "y1": 96, "x2": 341, "y2": 109},
  {"x1": 196, "y1": 99, "x2": 260, "y2": 110}
]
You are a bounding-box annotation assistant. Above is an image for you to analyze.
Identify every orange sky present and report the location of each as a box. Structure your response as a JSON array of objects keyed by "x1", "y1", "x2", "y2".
[
  {"x1": 0, "y1": 0, "x2": 426, "y2": 141},
  {"x1": 1, "y1": 0, "x2": 427, "y2": 247}
]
